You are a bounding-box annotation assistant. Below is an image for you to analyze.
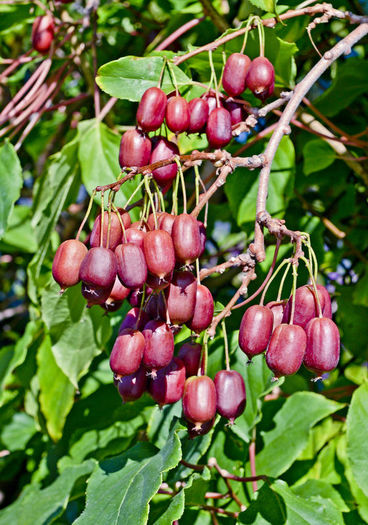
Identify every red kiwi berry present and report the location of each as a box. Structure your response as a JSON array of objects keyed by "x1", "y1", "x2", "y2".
[
  {"x1": 214, "y1": 370, "x2": 246, "y2": 424},
  {"x1": 171, "y1": 213, "x2": 201, "y2": 265},
  {"x1": 165, "y1": 271, "x2": 197, "y2": 325},
  {"x1": 115, "y1": 243, "x2": 147, "y2": 289},
  {"x1": 52, "y1": 239, "x2": 88, "y2": 291},
  {"x1": 125, "y1": 227, "x2": 146, "y2": 250},
  {"x1": 205, "y1": 95, "x2": 222, "y2": 114},
  {"x1": 159, "y1": 213, "x2": 176, "y2": 235},
  {"x1": 136, "y1": 87, "x2": 167, "y2": 132},
  {"x1": 165, "y1": 96, "x2": 190, "y2": 133},
  {"x1": 187, "y1": 284, "x2": 214, "y2": 334},
  {"x1": 79, "y1": 246, "x2": 117, "y2": 289},
  {"x1": 150, "y1": 136, "x2": 179, "y2": 187},
  {"x1": 142, "y1": 320, "x2": 174, "y2": 377},
  {"x1": 143, "y1": 229, "x2": 176, "y2": 279},
  {"x1": 225, "y1": 100, "x2": 246, "y2": 125},
  {"x1": 206, "y1": 107, "x2": 232, "y2": 149},
  {"x1": 188, "y1": 98, "x2": 209, "y2": 133},
  {"x1": 304, "y1": 317, "x2": 340, "y2": 376},
  {"x1": 119, "y1": 129, "x2": 151, "y2": 169},
  {"x1": 145, "y1": 293, "x2": 166, "y2": 320},
  {"x1": 197, "y1": 221, "x2": 207, "y2": 257},
  {"x1": 187, "y1": 417, "x2": 215, "y2": 439},
  {"x1": 282, "y1": 284, "x2": 332, "y2": 328},
  {"x1": 118, "y1": 366, "x2": 147, "y2": 402},
  {"x1": 109, "y1": 328, "x2": 145, "y2": 378},
  {"x1": 81, "y1": 282, "x2": 113, "y2": 307},
  {"x1": 105, "y1": 275, "x2": 130, "y2": 303},
  {"x1": 222, "y1": 53, "x2": 251, "y2": 97},
  {"x1": 266, "y1": 324, "x2": 307, "y2": 378},
  {"x1": 238, "y1": 304, "x2": 274, "y2": 361},
  {"x1": 32, "y1": 15, "x2": 55, "y2": 54},
  {"x1": 182, "y1": 375, "x2": 217, "y2": 430},
  {"x1": 266, "y1": 300, "x2": 286, "y2": 332},
  {"x1": 90, "y1": 210, "x2": 131, "y2": 251},
  {"x1": 119, "y1": 307, "x2": 150, "y2": 333},
  {"x1": 146, "y1": 271, "x2": 172, "y2": 292},
  {"x1": 246, "y1": 57, "x2": 275, "y2": 101},
  {"x1": 178, "y1": 342, "x2": 202, "y2": 377},
  {"x1": 149, "y1": 357, "x2": 186, "y2": 406}
]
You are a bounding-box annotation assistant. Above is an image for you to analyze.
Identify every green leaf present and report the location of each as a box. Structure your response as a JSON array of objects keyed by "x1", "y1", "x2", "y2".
[
  {"x1": 292, "y1": 480, "x2": 349, "y2": 513},
  {"x1": 352, "y1": 272, "x2": 368, "y2": 308},
  {"x1": 41, "y1": 282, "x2": 111, "y2": 388},
  {"x1": 37, "y1": 335, "x2": 75, "y2": 442},
  {"x1": 0, "y1": 141, "x2": 22, "y2": 239},
  {"x1": 248, "y1": 0, "x2": 277, "y2": 13},
  {"x1": 0, "y1": 461, "x2": 94, "y2": 525},
  {"x1": 225, "y1": 136, "x2": 294, "y2": 226},
  {"x1": 238, "y1": 483, "x2": 286, "y2": 524},
  {"x1": 96, "y1": 56, "x2": 192, "y2": 101},
  {"x1": 303, "y1": 140, "x2": 336, "y2": 176},
  {"x1": 75, "y1": 430, "x2": 181, "y2": 525},
  {"x1": 347, "y1": 383, "x2": 368, "y2": 498},
  {"x1": 1, "y1": 413, "x2": 37, "y2": 452},
  {"x1": 0, "y1": 4, "x2": 33, "y2": 34},
  {"x1": 0, "y1": 205, "x2": 38, "y2": 253},
  {"x1": 256, "y1": 392, "x2": 343, "y2": 477},
  {"x1": 272, "y1": 480, "x2": 344, "y2": 524}
]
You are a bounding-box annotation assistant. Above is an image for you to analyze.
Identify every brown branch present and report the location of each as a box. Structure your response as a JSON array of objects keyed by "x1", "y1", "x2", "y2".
[{"x1": 155, "y1": 17, "x2": 206, "y2": 51}]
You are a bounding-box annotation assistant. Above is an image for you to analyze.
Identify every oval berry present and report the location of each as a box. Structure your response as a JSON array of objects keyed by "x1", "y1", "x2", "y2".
[
  {"x1": 143, "y1": 229, "x2": 176, "y2": 279},
  {"x1": 142, "y1": 320, "x2": 174, "y2": 376},
  {"x1": 32, "y1": 15, "x2": 54, "y2": 54},
  {"x1": 79, "y1": 247, "x2": 117, "y2": 289},
  {"x1": 246, "y1": 57, "x2": 275, "y2": 100},
  {"x1": 225, "y1": 100, "x2": 246, "y2": 125},
  {"x1": 136, "y1": 87, "x2": 167, "y2": 132},
  {"x1": 119, "y1": 129, "x2": 151, "y2": 168},
  {"x1": 90, "y1": 211, "x2": 131, "y2": 251},
  {"x1": 115, "y1": 243, "x2": 147, "y2": 289},
  {"x1": 149, "y1": 357, "x2": 186, "y2": 406},
  {"x1": 178, "y1": 342, "x2": 202, "y2": 377},
  {"x1": 222, "y1": 53, "x2": 251, "y2": 97},
  {"x1": 125, "y1": 227, "x2": 146, "y2": 250},
  {"x1": 165, "y1": 271, "x2": 197, "y2": 325},
  {"x1": 81, "y1": 282, "x2": 113, "y2": 307},
  {"x1": 282, "y1": 285, "x2": 332, "y2": 328},
  {"x1": 165, "y1": 96, "x2": 189, "y2": 133},
  {"x1": 150, "y1": 136, "x2": 179, "y2": 187},
  {"x1": 266, "y1": 324, "x2": 307, "y2": 377},
  {"x1": 182, "y1": 375, "x2": 216, "y2": 429},
  {"x1": 110, "y1": 328, "x2": 145, "y2": 377},
  {"x1": 118, "y1": 366, "x2": 147, "y2": 402},
  {"x1": 238, "y1": 305, "x2": 274, "y2": 361},
  {"x1": 304, "y1": 317, "x2": 340, "y2": 375},
  {"x1": 187, "y1": 284, "x2": 214, "y2": 334},
  {"x1": 171, "y1": 213, "x2": 201, "y2": 265},
  {"x1": 52, "y1": 239, "x2": 87, "y2": 291},
  {"x1": 206, "y1": 107, "x2": 232, "y2": 149},
  {"x1": 188, "y1": 98, "x2": 209, "y2": 133},
  {"x1": 214, "y1": 370, "x2": 246, "y2": 423}
]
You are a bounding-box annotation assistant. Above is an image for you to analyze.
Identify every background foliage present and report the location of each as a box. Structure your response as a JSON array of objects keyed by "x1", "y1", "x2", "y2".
[{"x1": 1, "y1": 0, "x2": 368, "y2": 523}]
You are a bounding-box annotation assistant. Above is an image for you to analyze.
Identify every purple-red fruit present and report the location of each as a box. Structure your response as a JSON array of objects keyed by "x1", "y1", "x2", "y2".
[
  {"x1": 125, "y1": 227, "x2": 146, "y2": 250},
  {"x1": 110, "y1": 328, "x2": 145, "y2": 377},
  {"x1": 205, "y1": 95, "x2": 222, "y2": 114},
  {"x1": 150, "y1": 137, "x2": 179, "y2": 186},
  {"x1": 214, "y1": 370, "x2": 246, "y2": 423},
  {"x1": 106, "y1": 275, "x2": 130, "y2": 303},
  {"x1": 119, "y1": 129, "x2": 151, "y2": 169},
  {"x1": 197, "y1": 221, "x2": 206, "y2": 257},
  {"x1": 225, "y1": 101, "x2": 246, "y2": 125},
  {"x1": 187, "y1": 417, "x2": 215, "y2": 439},
  {"x1": 238, "y1": 305, "x2": 274, "y2": 360},
  {"x1": 90, "y1": 211, "x2": 131, "y2": 251},
  {"x1": 146, "y1": 271, "x2": 172, "y2": 292},
  {"x1": 79, "y1": 247, "x2": 117, "y2": 289},
  {"x1": 187, "y1": 284, "x2": 214, "y2": 334},
  {"x1": 266, "y1": 324, "x2": 307, "y2": 377},
  {"x1": 145, "y1": 293, "x2": 166, "y2": 320},
  {"x1": 81, "y1": 282, "x2": 113, "y2": 307},
  {"x1": 136, "y1": 87, "x2": 167, "y2": 132},
  {"x1": 266, "y1": 300, "x2": 286, "y2": 332},
  {"x1": 32, "y1": 15, "x2": 54, "y2": 53},
  {"x1": 149, "y1": 357, "x2": 186, "y2": 406},
  {"x1": 165, "y1": 96, "x2": 189, "y2": 133},
  {"x1": 206, "y1": 107, "x2": 232, "y2": 149},
  {"x1": 159, "y1": 213, "x2": 176, "y2": 235},
  {"x1": 118, "y1": 366, "x2": 147, "y2": 402},
  {"x1": 282, "y1": 285, "x2": 332, "y2": 328},
  {"x1": 304, "y1": 317, "x2": 340, "y2": 375},
  {"x1": 143, "y1": 230, "x2": 176, "y2": 279},
  {"x1": 171, "y1": 213, "x2": 201, "y2": 265},
  {"x1": 115, "y1": 243, "x2": 147, "y2": 289},
  {"x1": 188, "y1": 98, "x2": 209, "y2": 133},
  {"x1": 119, "y1": 307, "x2": 150, "y2": 333},
  {"x1": 52, "y1": 239, "x2": 88, "y2": 291},
  {"x1": 165, "y1": 271, "x2": 197, "y2": 325},
  {"x1": 142, "y1": 320, "x2": 174, "y2": 376},
  {"x1": 178, "y1": 342, "x2": 202, "y2": 377},
  {"x1": 182, "y1": 376, "x2": 217, "y2": 429},
  {"x1": 246, "y1": 57, "x2": 275, "y2": 100},
  {"x1": 222, "y1": 53, "x2": 251, "y2": 97}
]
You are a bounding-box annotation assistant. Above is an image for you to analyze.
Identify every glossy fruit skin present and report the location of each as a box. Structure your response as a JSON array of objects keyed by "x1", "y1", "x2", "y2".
[
  {"x1": 32, "y1": 15, "x2": 54, "y2": 53},
  {"x1": 214, "y1": 370, "x2": 246, "y2": 423},
  {"x1": 238, "y1": 305, "x2": 274, "y2": 360},
  {"x1": 187, "y1": 417, "x2": 215, "y2": 439},
  {"x1": 172, "y1": 213, "x2": 201, "y2": 265},
  {"x1": 107, "y1": 275, "x2": 130, "y2": 302},
  {"x1": 205, "y1": 96, "x2": 222, "y2": 114},
  {"x1": 146, "y1": 271, "x2": 172, "y2": 292},
  {"x1": 81, "y1": 282, "x2": 113, "y2": 307},
  {"x1": 178, "y1": 342, "x2": 202, "y2": 377},
  {"x1": 182, "y1": 376, "x2": 217, "y2": 427},
  {"x1": 52, "y1": 239, "x2": 88, "y2": 290},
  {"x1": 142, "y1": 320, "x2": 174, "y2": 375},
  {"x1": 165, "y1": 96, "x2": 190, "y2": 133},
  {"x1": 136, "y1": 87, "x2": 167, "y2": 132},
  {"x1": 188, "y1": 98, "x2": 209, "y2": 133},
  {"x1": 109, "y1": 328, "x2": 145, "y2": 377},
  {"x1": 282, "y1": 285, "x2": 332, "y2": 328},
  {"x1": 119, "y1": 129, "x2": 151, "y2": 169},
  {"x1": 187, "y1": 284, "x2": 214, "y2": 334},
  {"x1": 304, "y1": 317, "x2": 340, "y2": 374},
  {"x1": 159, "y1": 213, "x2": 176, "y2": 235},
  {"x1": 125, "y1": 227, "x2": 146, "y2": 250},
  {"x1": 143, "y1": 230, "x2": 176, "y2": 279},
  {"x1": 90, "y1": 211, "x2": 131, "y2": 251},
  {"x1": 266, "y1": 324, "x2": 307, "y2": 377},
  {"x1": 149, "y1": 357, "x2": 186, "y2": 406},
  {"x1": 150, "y1": 137, "x2": 179, "y2": 186},
  {"x1": 119, "y1": 307, "x2": 150, "y2": 333},
  {"x1": 266, "y1": 300, "x2": 286, "y2": 332},
  {"x1": 246, "y1": 57, "x2": 275, "y2": 100},
  {"x1": 222, "y1": 53, "x2": 251, "y2": 97},
  {"x1": 79, "y1": 247, "x2": 117, "y2": 289},
  {"x1": 206, "y1": 107, "x2": 232, "y2": 149},
  {"x1": 145, "y1": 293, "x2": 166, "y2": 320},
  {"x1": 118, "y1": 366, "x2": 147, "y2": 402},
  {"x1": 225, "y1": 100, "x2": 245, "y2": 125},
  {"x1": 165, "y1": 271, "x2": 197, "y2": 325},
  {"x1": 115, "y1": 243, "x2": 147, "y2": 289},
  {"x1": 197, "y1": 221, "x2": 206, "y2": 257}
]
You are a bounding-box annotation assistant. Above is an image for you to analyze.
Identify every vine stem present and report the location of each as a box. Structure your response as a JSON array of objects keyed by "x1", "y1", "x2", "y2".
[
  {"x1": 76, "y1": 190, "x2": 96, "y2": 241},
  {"x1": 155, "y1": 17, "x2": 205, "y2": 51},
  {"x1": 249, "y1": 428, "x2": 258, "y2": 493},
  {"x1": 221, "y1": 320, "x2": 230, "y2": 371}
]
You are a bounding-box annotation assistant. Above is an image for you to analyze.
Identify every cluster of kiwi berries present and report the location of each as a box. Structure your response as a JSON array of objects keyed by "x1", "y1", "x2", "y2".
[{"x1": 31, "y1": 2, "x2": 74, "y2": 54}]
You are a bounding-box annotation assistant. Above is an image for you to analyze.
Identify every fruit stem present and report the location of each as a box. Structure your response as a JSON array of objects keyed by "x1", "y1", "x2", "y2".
[
  {"x1": 167, "y1": 60, "x2": 179, "y2": 96},
  {"x1": 289, "y1": 263, "x2": 299, "y2": 325},
  {"x1": 144, "y1": 177, "x2": 158, "y2": 229},
  {"x1": 194, "y1": 165, "x2": 200, "y2": 208},
  {"x1": 171, "y1": 172, "x2": 180, "y2": 215},
  {"x1": 152, "y1": 179, "x2": 166, "y2": 212},
  {"x1": 249, "y1": 427, "x2": 258, "y2": 493},
  {"x1": 76, "y1": 189, "x2": 96, "y2": 241},
  {"x1": 106, "y1": 191, "x2": 113, "y2": 249},
  {"x1": 135, "y1": 284, "x2": 147, "y2": 330},
  {"x1": 157, "y1": 56, "x2": 167, "y2": 89},
  {"x1": 240, "y1": 15, "x2": 255, "y2": 54},
  {"x1": 277, "y1": 261, "x2": 291, "y2": 302},
  {"x1": 124, "y1": 176, "x2": 146, "y2": 209},
  {"x1": 100, "y1": 191, "x2": 105, "y2": 248},
  {"x1": 300, "y1": 255, "x2": 323, "y2": 317},
  {"x1": 255, "y1": 238, "x2": 281, "y2": 305},
  {"x1": 256, "y1": 18, "x2": 265, "y2": 57},
  {"x1": 112, "y1": 203, "x2": 127, "y2": 243},
  {"x1": 175, "y1": 158, "x2": 187, "y2": 214},
  {"x1": 221, "y1": 320, "x2": 230, "y2": 371},
  {"x1": 199, "y1": 332, "x2": 208, "y2": 376},
  {"x1": 208, "y1": 50, "x2": 220, "y2": 107}
]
